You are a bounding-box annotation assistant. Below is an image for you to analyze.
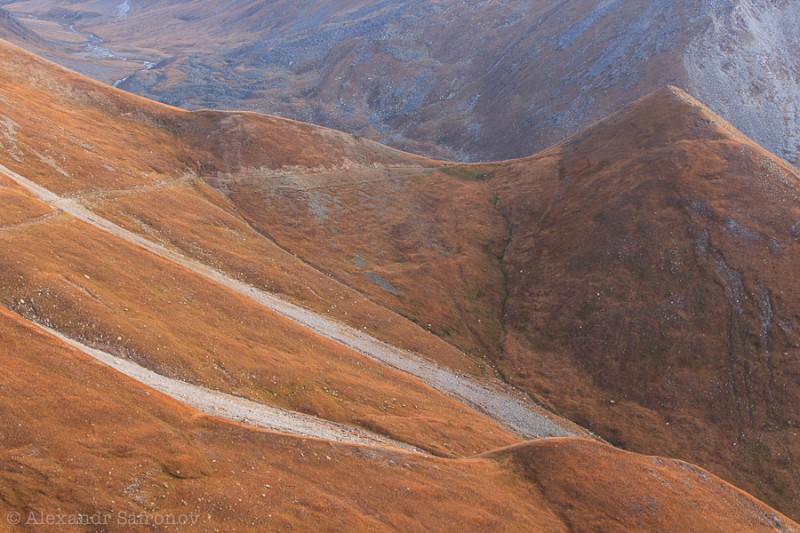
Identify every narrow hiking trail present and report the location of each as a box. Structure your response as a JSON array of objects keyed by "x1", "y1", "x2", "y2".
[
  {"x1": 31, "y1": 319, "x2": 423, "y2": 452},
  {"x1": 0, "y1": 163, "x2": 581, "y2": 441}
]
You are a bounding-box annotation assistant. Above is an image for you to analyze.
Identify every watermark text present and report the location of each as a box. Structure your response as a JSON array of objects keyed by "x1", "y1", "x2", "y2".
[{"x1": 7, "y1": 510, "x2": 202, "y2": 527}]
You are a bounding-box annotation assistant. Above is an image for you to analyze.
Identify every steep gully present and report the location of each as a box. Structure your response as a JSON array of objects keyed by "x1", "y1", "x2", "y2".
[{"x1": 0, "y1": 163, "x2": 581, "y2": 450}]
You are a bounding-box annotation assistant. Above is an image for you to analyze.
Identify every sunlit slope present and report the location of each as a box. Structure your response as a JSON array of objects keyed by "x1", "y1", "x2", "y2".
[
  {"x1": 0, "y1": 39, "x2": 530, "y2": 456},
  {"x1": 1, "y1": 306, "x2": 795, "y2": 531},
  {"x1": 0, "y1": 38, "x2": 484, "y2": 379},
  {"x1": 2, "y1": 35, "x2": 800, "y2": 526},
  {"x1": 0, "y1": 180, "x2": 523, "y2": 457}
]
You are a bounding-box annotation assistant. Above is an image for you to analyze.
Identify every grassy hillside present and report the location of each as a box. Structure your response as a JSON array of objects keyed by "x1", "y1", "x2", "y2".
[{"x1": 1, "y1": 36, "x2": 799, "y2": 527}]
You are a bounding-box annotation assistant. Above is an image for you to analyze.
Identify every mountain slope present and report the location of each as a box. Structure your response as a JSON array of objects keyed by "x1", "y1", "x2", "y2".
[
  {"x1": 182, "y1": 83, "x2": 800, "y2": 518},
  {"x1": 0, "y1": 37, "x2": 550, "y2": 459},
  {"x1": 2, "y1": 0, "x2": 798, "y2": 166},
  {"x1": 491, "y1": 87, "x2": 800, "y2": 517},
  {"x1": 4, "y1": 307, "x2": 794, "y2": 531},
  {"x1": 1, "y1": 36, "x2": 799, "y2": 527},
  {"x1": 0, "y1": 8, "x2": 49, "y2": 48}
]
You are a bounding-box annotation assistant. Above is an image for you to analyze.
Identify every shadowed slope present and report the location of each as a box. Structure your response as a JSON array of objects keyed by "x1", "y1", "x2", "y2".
[
  {"x1": 0, "y1": 8, "x2": 49, "y2": 48},
  {"x1": 492, "y1": 86, "x2": 800, "y2": 517}
]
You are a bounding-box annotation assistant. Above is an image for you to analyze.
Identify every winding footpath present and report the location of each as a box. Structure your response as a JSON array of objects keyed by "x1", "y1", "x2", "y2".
[{"x1": 0, "y1": 163, "x2": 580, "y2": 443}]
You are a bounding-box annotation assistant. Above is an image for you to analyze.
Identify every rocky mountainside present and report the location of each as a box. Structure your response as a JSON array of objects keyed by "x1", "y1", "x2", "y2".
[
  {"x1": 1, "y1": 37, "x2": 799, "y2": 529},
  {"x1": 1, "y1": 0, "x2": 798, "y2": 166},
  {"x1": 0, "y1": 8, "x2": 45, "y2": 45}
]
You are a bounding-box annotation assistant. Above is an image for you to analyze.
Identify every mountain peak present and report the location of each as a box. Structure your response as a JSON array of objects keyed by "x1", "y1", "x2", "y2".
[{"x1": 533, "y1": 84, "x2": 768, "y2": 167}]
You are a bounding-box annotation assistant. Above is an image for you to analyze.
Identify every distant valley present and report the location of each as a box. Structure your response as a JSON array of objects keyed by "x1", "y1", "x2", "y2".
[{"x1": 0, "y1": 0, "x2": 798, "y2": 165}]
